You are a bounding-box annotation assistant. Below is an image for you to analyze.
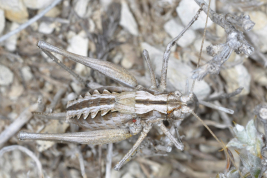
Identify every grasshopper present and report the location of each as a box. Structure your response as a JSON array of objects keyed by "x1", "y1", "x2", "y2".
[{"x1": 18, "y1": 6, "x2": 235, "y2": 170}]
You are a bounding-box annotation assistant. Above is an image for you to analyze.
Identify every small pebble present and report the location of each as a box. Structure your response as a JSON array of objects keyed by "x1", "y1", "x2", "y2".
[
  {"x1": 0, "y1": 9, "x2": 5, "y2": 34},
  {"x1": 176, "y1": 0, "x2": 215, "y2": 30},
  {"x1": 5, "y1": 22, "x2": 19, "y2": 51},
  {"x1": 74, "y1": 0, "x2": 91, "y2": 18},
  {"x1": 23, "y1": 0, "x2": 55, "y2": 9},
  {"x1": 164, "y1": 19, "x2": 196, "y2": 47},
  {"x1": 0, "y1": 0, "x2": 28, "y2": 23},
  {"x1": 120, "y1": 0, "x2": 139, "y2": 36},
  {"x1": 21, "y1": 66, "x2": 33, "y2": 81},
  {"x1": 221, "y1": 64, "x2": 251, "y2": 95},
  {"x1": 38, "y1": 22, "x2": 55, "y2": 34},
  {"x1": 0, "y1": 65, "x2": 14, "y2": 85}
]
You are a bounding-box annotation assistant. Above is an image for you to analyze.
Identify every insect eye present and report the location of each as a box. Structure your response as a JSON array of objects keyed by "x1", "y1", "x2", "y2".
[
  {"x1": 174, "y1": 91, "x2": 182, "y2": 97},
  {"x1": 244, "y1": 15, "x2": 250, "y2": 19}
]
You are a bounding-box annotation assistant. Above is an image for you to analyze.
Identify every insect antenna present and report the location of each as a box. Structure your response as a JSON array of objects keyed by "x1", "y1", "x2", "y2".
[
  {"x1": 190, "y1": 0, "x2": 212, "y2": 93},
  {"x1": 187, "y1": 2, "x2": 243, "y2": 175},
  {"x1": 191, "y1": 111, "x2": 243, "y2": 177}
]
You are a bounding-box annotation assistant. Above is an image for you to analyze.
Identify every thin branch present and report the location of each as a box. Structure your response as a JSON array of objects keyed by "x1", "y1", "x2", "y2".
[
  {"x1": 105, "y1": 143, "x2": 113, "y2": 178},
  {"x1": 77, "y1": 150, "x2": 87, "y2": 178},
  {"x1": 0, "y1": 103, "x2": 38, "y2": 148},
  {"x1": 0, "y1": 145, "x2": 43, "y2": 178},
  {"x1": 0, "y1": 0, "x2": 63, "y2": 43},
  {"x1": 46, "y1": 88, "x2": 67, "y2": 112},
  {"x1": 205, "y1": 87, "x2": 244, "y2": 101},
  {"x1": 192, "y1": 0, "x2": 255, "y2": 80}
]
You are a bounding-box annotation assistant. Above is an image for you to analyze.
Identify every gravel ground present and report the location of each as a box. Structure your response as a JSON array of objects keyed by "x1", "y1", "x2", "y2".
[{"x1": 0, "y1": 0, "x2": 267, "y2": 178}]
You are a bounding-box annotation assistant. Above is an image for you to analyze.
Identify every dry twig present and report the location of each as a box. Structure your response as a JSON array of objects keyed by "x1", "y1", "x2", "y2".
[
  {"x1": 0, "y1": 145, "x2": 43, "y2": 178},
  {"x1": 0, "y1": 103, "x2": 38, "y2": 148}
]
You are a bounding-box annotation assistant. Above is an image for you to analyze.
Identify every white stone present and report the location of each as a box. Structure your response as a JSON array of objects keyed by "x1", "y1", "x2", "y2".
[
  {"x1": 23, "y1": 0, "x2": 54, "y2": 9},
  {"x1": 41, "y1": 7, "x2": 61, "y2": 18},
  {"x1": 122, "y1": 173, "x2": 134, "y2": 178},
  {"x1": 67, "y1": 32, "x2": 89, "y2": 56},
  {"x1": 0, "y1": 0, "x2": 28, "y2": 23},
  {"x1": 38, "y1": 22, "x2": 55, "y2": 34},
  {"x1": 0, "y1": 9, "x2": 5, "y2": 34},
  {"x1": 21, "y1": 66, "x2": 33, "y2": 81},
  {"x1": 252, "y1": 66, "x2": 267, "y2": 86},
  {"x1": 254, "y1": 25, "x2": 267, "y2": 53},
  {"x1": 8, "y1": 80, "x2": 23, "y2": 100},
  {"x1": 0, "y1": 65, "x2": 14, "y2": 85},
  {"x1": 127, "y1": 161, "x2": 145, "y2": 178},
  {"x1": 100, "y1": 0, "x2": 112, "y2": 10},
  {"x1": 164, "y1": 19, "x2": 196, "y2": 47},
  {"x1": 193, "y1": 38, "x2": 212, "y2": 52},
  {"x1": 71, "y1": 82, "x2": 82, "y2": 94},
  {"x1": 141, "y1": 42, "x2": 210, "y2": 99},
  {"x1": 221, "y1": 64, "x2": 251, "y2": 95},
  {"x1": 74, "y1": 0, "x2": 91, "y2": 18},
  {"x1": 4, "y1": 22, "x2": 19, "y2": 51},
  {"x1": 120, "y1": 0, "x2": 139, "y2": 36},
  {"x1": 249, "y1": 11, "x2": 267, "y2": 31},
  {"x1": 67, "y1": 32, "x2": 89, "y2": 77},
  {"x1": 176, "y1": 0, "x2": 215, "y2": 30}
]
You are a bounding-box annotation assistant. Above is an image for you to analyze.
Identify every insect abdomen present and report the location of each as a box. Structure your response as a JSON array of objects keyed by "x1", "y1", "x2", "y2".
[
  {"x1": 66, "y1": 89, "x2": 118, "y2": 120},
  {"x1": 68, "y1": 112, "x2": 133, "y2": 130}
]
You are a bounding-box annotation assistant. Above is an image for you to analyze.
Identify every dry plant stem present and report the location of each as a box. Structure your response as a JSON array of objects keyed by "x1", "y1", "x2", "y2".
[
  {"x1": 215, "y1": 101, "x2": 234, "y2": 136},
  {"x1": 158, "y1": 6, "x2": 203, "y2": 91},
  {"x1": 0, "y1": 145, "x2": 43, "y2": 178},
  {"x1": 105, "y1": 143, "x2": 113, "y2": 178},
  {"x1": 171, "y1": 159, "x2": 214, "y2": 178},
  {"x1": 38, "y1": 41, "x2": 138, "y2": 88},
  {"x1": 190, "y1": 0, "x2": 212, "y2": 92},
  {"x1": 205, "y1": 87, "x2": 243, "y2": 101},
  {"x1": 37, "y1": 96, "x2": 45, "y2": 112},
  {"x1": 77, "y1": 150, "x2": 87, "y2": 178},
  {"x1": 191, "y1": 111, "x2": 243, "y2": 177},
  {"x1": 0, "y1": 0, "x2": 63, "y2": 43},
  {"x1": 33, "y1": 112, "x2": 66, "y2": 120},
  {"x1": 139, "y1": 163, "x2": 151, "y2": 178},
  {"x1": 47, "y1": 88, "x2": 67, "y2": 112},
  {"x1": 41, "y1": 49, "x2": 86, "y2": 87},
  {"x1": 99, "y1": 145, "x2": 102, "y2": 178},
  {"x1": 0, "y1": 103, "x2": 38, "y2": 148},
  {"x1": 192, "y1": 0, "x2": 255, "y2": 80},
  {"x1": 41, "y1": 16, "x2": 70, "y2": 24}
]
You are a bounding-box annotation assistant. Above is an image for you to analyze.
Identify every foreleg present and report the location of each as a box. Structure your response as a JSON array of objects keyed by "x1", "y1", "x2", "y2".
[
  {"x1": 158, "y1": 6, "x2": 203, "y2": 92},
  {"x1": 157, "y1": 121, "x2": 184, "y2": 151},
  {"x1": 142, "y1": 49, "x2": 157, "y2": 89}
]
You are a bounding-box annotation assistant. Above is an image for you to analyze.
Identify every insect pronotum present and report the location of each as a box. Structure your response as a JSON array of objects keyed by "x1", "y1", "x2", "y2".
[{"x1": 18, "y1": 2, "x2": 235, "y2": 171}]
